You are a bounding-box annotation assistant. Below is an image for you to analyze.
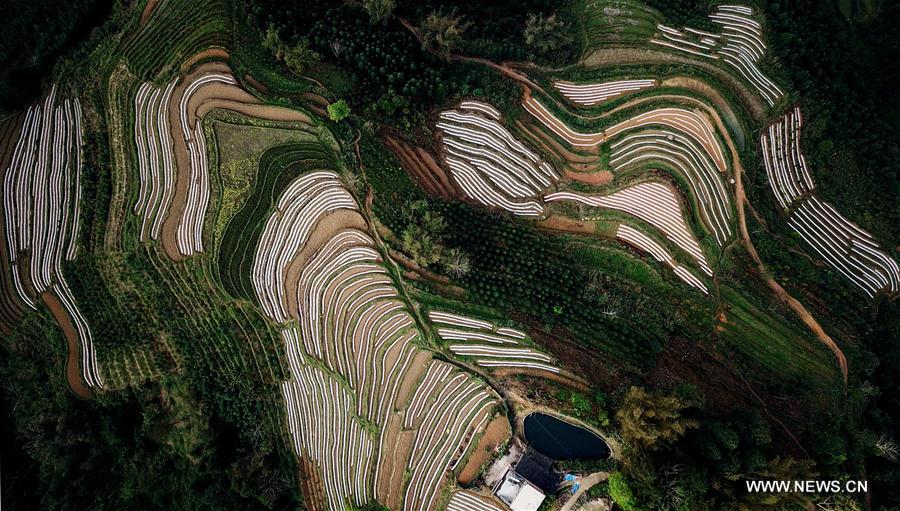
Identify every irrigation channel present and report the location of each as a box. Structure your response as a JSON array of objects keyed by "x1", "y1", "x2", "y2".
[{"x1": 523, "y1": 412, "x2": 610, "y2": 460}]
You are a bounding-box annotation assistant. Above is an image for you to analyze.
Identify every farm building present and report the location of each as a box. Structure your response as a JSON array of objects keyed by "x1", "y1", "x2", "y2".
[{"x1": 493, "y1": 451, "x2": 559, "y2": 511}]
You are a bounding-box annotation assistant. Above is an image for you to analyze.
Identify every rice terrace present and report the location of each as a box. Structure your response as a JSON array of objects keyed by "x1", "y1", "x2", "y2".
[{"x1": 0, "y1": 0, "x2": 898, "y2": 510}]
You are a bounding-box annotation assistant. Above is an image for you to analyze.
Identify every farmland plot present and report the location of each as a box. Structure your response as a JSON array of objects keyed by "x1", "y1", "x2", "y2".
[
  {"x1": 761, "y1": 108, "x2": 899, "y2": 297},
  {"x1": 546, "y1": 181, "x2": 713, "y2": 275},
  {"x1": 650, "y1": 4, "x2": 784, "y2": 106},
  {"x1": 555, "y1": 79, "x2": 657, "y2": 107},
  {"x1": 1, "y1": 86, "x2": 102, "y2": 388},
  {"x1": 132, "y1": 61, "x2": 310, "y2": 259},
  {"x1": 447, "y1": 490, "x2": 506, "y2": 511},
  {"x1": 253, "y1": 171, "x2": 504, "y2": 510},
  {"x1": 616, "y1": 224, "x2": 708, "y2": 293},
  {"x1": 759, "y1": 107, "x2": 815, "y2": 209},
  {"x1": 429, "y1": 310, "x2": 562, "y2": 375},
  {"x1": 436, "y1": 104, "x2": 558, "y2": 216}
]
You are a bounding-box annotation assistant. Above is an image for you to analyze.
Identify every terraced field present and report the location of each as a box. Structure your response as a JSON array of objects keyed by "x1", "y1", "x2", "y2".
[
  {"x1": 1, "y1": 86, "x2": 101, "y2": 389},
  {"x1": 760, "y1": 108, "x2": 899, "y2": 297},
  {"x1": 255, "y1": 171, "x2": 507, "y2": 510},
  {"x1": 2, "y1": 0, "x2": 897, "y2": 509}
]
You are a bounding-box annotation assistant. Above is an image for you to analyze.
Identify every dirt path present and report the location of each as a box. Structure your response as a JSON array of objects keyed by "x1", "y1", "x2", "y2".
[
  {"x1": 396, "y1": 18, "x2": 551, "y2": 97},
  {"x1": 560, "y1": 472, "x2": 609, "y2": 511},
  {"x1": 41, "y1": 291, "x2": 92, "y2": 399},
  {"x1": 730, "y1": 135, "x2": 848, "y2": 384}
]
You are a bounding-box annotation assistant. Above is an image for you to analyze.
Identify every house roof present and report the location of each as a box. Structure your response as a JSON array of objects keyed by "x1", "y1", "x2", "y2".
[{"x1": 514, "y1": 452, "x2": 559, "y2": 494}]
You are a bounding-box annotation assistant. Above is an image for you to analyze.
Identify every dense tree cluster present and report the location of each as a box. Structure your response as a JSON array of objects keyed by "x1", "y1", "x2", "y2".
[{"x1": 0, "y1": 0, "x2": 112, "y2": 113}]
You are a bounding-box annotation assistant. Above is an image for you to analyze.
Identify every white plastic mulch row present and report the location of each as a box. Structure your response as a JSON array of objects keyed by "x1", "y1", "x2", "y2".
[
  {"x1": 650, "y1": 5, "x2": 783, "y2": 106},
  {"x1": 430, "y1": 309, "x2": 560, "y2": 373},
  {"x1": 251, "y1": 171, "x2": 357, "y2": 322},
  {"x1": 2, "y1": 86, "x2": 102, "y2": 387},
  {"x1": 788, "y1": 197, "x2": 899, "y2": 297},
  {"x1": 760, "y1": 106, "x2": 814, "y2": 209},
  {"x1": 282, "y1": 356, "x2": 375, "y2": 511},
  {"x1": 605, "y1": 108, "x2": 728, "y2": 171},
  {"x1": 546, "y1": 182, "x2": 713, "y2": 275},
  {"x1": 447, "y1": 491, "x2": 506, "y2": 511},
  {"x1": 175, "y1": 73, "x2": 236, "y2": 256},
  {"x1": 133, "y1": 79, "x2": 178, "y2": 241},
  {"x1": 459, "y1": 100, "x2": 501, "y2": 120},
  {"x1": 403, "y1": 374, "x2": 496, "y2": 511},
  {"x1": 522, "y1": 96, "x2": 604, "y2": 147},
  {"x1": 437, "y1": 105, "x2": 558, "y2": 216},
  {"x1": 616, "y1": 224, "x2": 708, "y2": 293},
  {"x1": 610, "y1": 130, "x2": 732, "y2": 245},
  {"x1": 261, "y1": 176, "x2": 502, "y2": 511},
  {"x1": 554, "y1": 79, "x2": 656, "y2": 106}
]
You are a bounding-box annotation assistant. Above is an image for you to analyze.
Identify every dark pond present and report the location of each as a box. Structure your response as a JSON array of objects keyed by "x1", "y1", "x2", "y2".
[{"x1": 523, "y1": 412, "x2": 610, "y2": 460}]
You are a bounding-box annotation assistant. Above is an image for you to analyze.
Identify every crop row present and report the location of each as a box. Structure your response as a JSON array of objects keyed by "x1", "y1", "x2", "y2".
[
  {"x1": 447, "y1": 490, "x2": 505, "y2": 511},
  {"x1": 282, "y1": 358, "x2": 375, "y2": 510},
  {"x1": 437, "y1": 104, "x2": 556, "y2": 217},
  {"x1": 650, "y1": 4, "x2": 783, "y2": 106},
  {"x1": 402, "y1": 371, "x2": 496, "y2": 511},
  {"x1": 546, "y1": 181, "x2": 712, "y2": 275},
  {"x1": 788, "y1": 197, "x2": 899, "y2": 297},
  {"x1": 616, "y1": 224, "x2": 708, "y2": 293},
  {"x1": 2, "y1": 87, "x2": 101, "y2": 387},
  {"x1": 133, "y1": 80, "x2": 178, "y2": 241},
  {"x1": 429, "y1": 310, "x2": 561, "y2": 375},
  {"x1": 251, "y1": 171, "x2": 357, "y2": 321},
  {"x1": 554, "y1": 79, "x2": 657, "y2": 106},
  {"x1": 610, "y1": 129, "x2": 732, "y2": 244},
  {"x1": 759, "y1": 107, "x2": 814, "y2": 209}
]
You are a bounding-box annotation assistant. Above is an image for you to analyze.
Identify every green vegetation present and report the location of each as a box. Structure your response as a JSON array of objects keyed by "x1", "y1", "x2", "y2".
[
  {"x1": 217, "y1": 141, "x2": 340, "y2": 300},
  {"x1": 123, "y1": 0, "x2": 232, "y2": 79},
  {"x1": 2, "y1": 0, "x2": 899, "y2": 509},
  {"x1": 326, "y1": 99, "x2": 351, "y2": 122}
]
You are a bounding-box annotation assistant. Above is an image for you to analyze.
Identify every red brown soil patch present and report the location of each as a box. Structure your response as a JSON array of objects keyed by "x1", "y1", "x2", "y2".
[
  {"x1": 564, "y1": 169, "x2": 613, "y2": 186},
  {"x1": 196, "y1": 99, "x2": 313, "y2": 125},
  {"x1": 284, "y1": 212, "x2": 368, "y2": 317},
  {"x1": 381, "y1": 425, "x2": 415, "y2": 509},
  {"x1": 297, "y1": 455, "x2": 327, "y2": 511},
  {"x1": 300, "y1": 92, "x2": 330, "y2": 107},
  {"x1": 40, "y1": 292, "x2": 92, "y2": 398},
  {"x1": 457, "y1": 415, "x2": 511, "y2": 484},
  {"x1": 139, "y1": 0, "x2": 159, "y2": 25},
  {"x1": 179, "y1": 47, "x2": 230, "y2": 74},
  {"x1": 537, "y1": 215, "x2": 598, "y2": 235},
  {"x1": 376, "y1": 413, "x2": 403, "y2": 503},
  {"x1": 400, "y1": 351, "x2": 434, "y2": 403},
  {"x1": 383, "y1": 134, "x2": 456, "y2": 199}
]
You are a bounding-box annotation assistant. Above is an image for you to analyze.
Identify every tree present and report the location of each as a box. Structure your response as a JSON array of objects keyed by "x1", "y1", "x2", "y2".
[
  {"x1": 616, "y1": 386, "x2": 698, "y2": 451},
  {"x1": 523, "y1": 12, "x2": 572, "y2": 57},
  {"x1": 444, "y1": 247, "x2": 470, "y2": 278},
  {"x1": 282, "y1": 40, "x2": 320, "y2": 75},
  {"x1": 362, "y1": 0, "x2": 395, "y2": 24},
  {"x1": 262, "y1": 24, "x2": 319, "y2": 74},
  {"x1": 608, "y1": 472, "x2": 638, "y2": 511},
  {"x1": 262, "y1": 24, "x2": 286, "y2": 60},
  {"x1": 420, "y1": 12, "x2": 469, "y2": 58},
  {"x1": 327, "y1": 100, "x2": 351, "y2": 122}
]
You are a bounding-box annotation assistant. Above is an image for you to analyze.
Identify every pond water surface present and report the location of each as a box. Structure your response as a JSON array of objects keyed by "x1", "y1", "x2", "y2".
[{"x1": 523, "y1": 412, "x2": 610, "y2": 460}]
